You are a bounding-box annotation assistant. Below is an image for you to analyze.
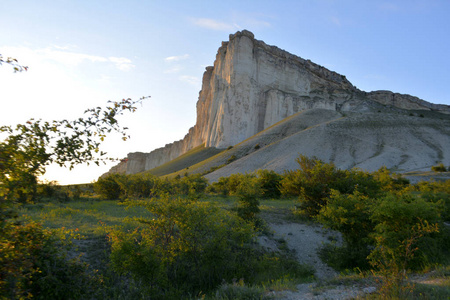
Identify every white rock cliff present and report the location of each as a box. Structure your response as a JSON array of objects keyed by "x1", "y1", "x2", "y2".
[{"x1": 106, "y1": 30, "x2": 450, "y2": 175}]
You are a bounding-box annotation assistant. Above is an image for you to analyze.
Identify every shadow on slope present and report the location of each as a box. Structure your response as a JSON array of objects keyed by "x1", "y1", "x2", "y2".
[
  {"x1": 145, "y1": 145, "x2": 224, "y2": 176},
  {"x1": 158, "y1": 108, "x2": 450, "y2": 182}
]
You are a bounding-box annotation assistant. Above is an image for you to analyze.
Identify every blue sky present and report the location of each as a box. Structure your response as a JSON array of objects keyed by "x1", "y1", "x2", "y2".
[{"x1": 1, "y1": 0, "x2": 449, "y2": 184}]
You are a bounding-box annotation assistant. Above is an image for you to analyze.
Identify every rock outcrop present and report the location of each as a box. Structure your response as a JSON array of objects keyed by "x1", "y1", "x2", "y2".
[{"x1": 105, "y1": 30, "x2": 450, "y2": 176}]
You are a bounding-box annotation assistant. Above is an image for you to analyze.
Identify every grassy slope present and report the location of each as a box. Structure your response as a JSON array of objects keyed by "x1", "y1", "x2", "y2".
[
  {"x1": 144, "y1": 144, "x2": 224, "y2": 176},
  {"x1": 164, "y1": 109, "x2": 341, "y2": 179}
]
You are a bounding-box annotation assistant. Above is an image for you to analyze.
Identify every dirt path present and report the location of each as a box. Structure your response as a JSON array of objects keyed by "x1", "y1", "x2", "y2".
[
  {"x1": 261, "y1": 221, "x2": 377, "y2": 299},
  {"x1": 269, "y1": 222, "x2": 339, "y2": 280}
]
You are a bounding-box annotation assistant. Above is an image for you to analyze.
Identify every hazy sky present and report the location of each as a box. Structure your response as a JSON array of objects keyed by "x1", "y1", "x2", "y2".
[{"x1": 1, "y1": 0, "x2": 449, "y2": 184}]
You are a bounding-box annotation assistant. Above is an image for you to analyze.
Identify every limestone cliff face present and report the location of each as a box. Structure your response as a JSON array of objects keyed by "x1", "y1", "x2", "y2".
[{"x1": 105, "y1": 30, "x2": 450, "y2": 176}]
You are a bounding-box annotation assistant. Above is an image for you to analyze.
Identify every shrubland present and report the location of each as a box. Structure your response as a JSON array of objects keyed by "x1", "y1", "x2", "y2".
[
  {"x1": 6, "y1": 155, "x2": 450, "y2": 299},
  {"x1": 1, "y1": 59, "x2": 448, "y2": 297}
]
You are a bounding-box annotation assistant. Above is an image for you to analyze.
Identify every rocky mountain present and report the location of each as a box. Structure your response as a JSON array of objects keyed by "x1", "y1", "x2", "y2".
[{"x1": 104, "y1": 30, "x2": 450, "y2": 178}]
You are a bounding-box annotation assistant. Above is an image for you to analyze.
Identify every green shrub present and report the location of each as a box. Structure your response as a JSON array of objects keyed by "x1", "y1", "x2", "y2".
[
  {"x1": 209, "y1": 173, "x2": 257, "y2": 197},
  {"x1": 36, "y1": 180, "x2": 58, "y2": 198},
  {"x1": 108, "y1": 196, "x2": 257, "y2": 296},
  {"x1": 317, "y1": 189, "x2": 375, "y2": 269},
  {"x1": 431, "y1": 162, "x2": 447, "y2": 172},
  {"x1": 0, "y1": 220, "x2": 98, "y2": 299},
  {"x1": 256, "y1": 169, "x2": 282, "y2": 199},
  {"x1": 368, "y1": 203, "x2": 440, "y2": 298},
  {"x1": 235, "y1": 177, "x2": 262, "y2": 224},
  {"x1": 94, "y1": 174, "x2": 125, "y2": 200},
  {"x1": 172, "y1": 173, "x2": 208, "y2": 199},
  {"x1": 317, "y1": 188, "x2": 448, "y2": 272},
  {"x1": 405, "y1": 180, "x2": 450, "y2": 222},
  {"x1": 122, "y1": 173, "x2": 162, "y2": 198},
  {"x1": 372, "y1": 166, "x2": 410, "y2": 192},
  {"x1": 369, "y1": 193, "x2": 442, "y2": 271},
  {"x1": 281, "y1": 156, "x2": 408, "y2": 218},
  {"x1": 226, "y1": 154, "x2": 237, "y2": 164}
]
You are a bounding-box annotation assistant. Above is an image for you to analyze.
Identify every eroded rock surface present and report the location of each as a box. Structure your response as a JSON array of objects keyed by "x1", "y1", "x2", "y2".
[{"x1": 105, "y1": 30, "x2": 450, "y2": 176}]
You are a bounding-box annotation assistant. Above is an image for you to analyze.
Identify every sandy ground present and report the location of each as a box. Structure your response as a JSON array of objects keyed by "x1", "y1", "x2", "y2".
[{"x1": 260, "y1": 221, "x2": 378, "y2": 299}]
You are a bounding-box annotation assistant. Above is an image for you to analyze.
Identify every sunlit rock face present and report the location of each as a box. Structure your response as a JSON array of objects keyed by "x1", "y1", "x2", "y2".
[
  {"x1": 105, "y1": 30, "x2": 450, "y2": 176},
  {"x1": 195, "y1": 30, "x2": 360, "y2": 148}
]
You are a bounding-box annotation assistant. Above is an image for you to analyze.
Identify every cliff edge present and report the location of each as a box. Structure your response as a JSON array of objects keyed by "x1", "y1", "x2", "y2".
[{"x1": 104, "y1": 30, "x2": 450, "y2": 176}]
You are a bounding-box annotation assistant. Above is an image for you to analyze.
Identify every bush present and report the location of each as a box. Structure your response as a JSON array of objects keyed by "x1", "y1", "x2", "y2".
[
  {"x1": 372, "y1": 166, "x2": 410, "y2": 192},
  {"x1": 226, "y1": 155, "x2": 237, "y2": 164},
  {"x1": 317, "y1": 188, "x2": 448, "y2": 272},
  {"x1": 0, "y1": 220, "x2": 98, "y2": 299},
  {"x1": 172, "y1": 173, "x2": 208, "y2": 199},
  {"x1": 94, "y1": 173, "x2": 209, "y2": 201},
  {"x1": 108, "y1": 196, "x2": 257, "y2": 296},
  {"x1": 317, "y1": 189, "x2": 375, "y2": 269},
  {"x1": 94, "y1": 174, "x2": 125, "y2": 200},
  {"x1": 209, "y1": 173, "x2": 257, "y2": 197},
  {"x1": 256, "y1": 169, "x2": 282, "y2": 199},
  {"x1": 406, "y1": 180, "x2": 450, "y2": 222},
  {"x1": 431, "y1": 163, "x2": 447, "y2": 172},
  {"x1": 369, "y1": 193, "x2": 442, "y2": 271},
  {"x1": 36, "y1": 180, "x2": 59, "y2": 198},
  {"x1": 235, "y1": 177, "x2": 262, "y2": 225},
  {"x1": 280, "y1": 155, "x2": 374, "y2": 217}
]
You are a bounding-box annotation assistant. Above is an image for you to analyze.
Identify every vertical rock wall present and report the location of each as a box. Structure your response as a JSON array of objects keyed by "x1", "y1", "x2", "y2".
[{"x1": 105, "y1": 30, "x2": 449, "y2": 176}]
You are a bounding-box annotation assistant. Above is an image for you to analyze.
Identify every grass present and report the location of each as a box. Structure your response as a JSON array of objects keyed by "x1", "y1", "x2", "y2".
[
  {"x1": 146, "y1": 144, "x2": 224, "y2": 177},
  {"x1": 19, "y1": 194, "x2": 449, "y2": 299},
  {"x1": 17, "y1": 195, "x2": 312, "y2": 298},
  {"x1": 19, "y1": 199, "x2": 154, "y2": 236}
]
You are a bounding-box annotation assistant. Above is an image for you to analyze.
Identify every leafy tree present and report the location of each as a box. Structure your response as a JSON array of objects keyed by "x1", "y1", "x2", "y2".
[
  {"x1": 0, "y1": 53, "x2": 28, "y2": 72},
  {"x1": 0, "y1": 56, "x2": 146, "y2": 298},
  {"x1": 1, "y1": 96, "x2": 147, "y2": 208},
  {"x1": 404, "y1": 179, "x2": 450, "y2": 222}
]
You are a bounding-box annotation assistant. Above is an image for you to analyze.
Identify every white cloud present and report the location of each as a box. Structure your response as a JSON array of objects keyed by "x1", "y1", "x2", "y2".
[
  {"x1": 43, "y1": 49, "x2": 108, "y2": 66},
  {"x1": 180, "y1": 75, "x2": 200, "y2": 86},
  {"x1": 109, "y1": 56, "x2": 135, "y2": 71},
  {"x1": 8, "y1": 46, "x2": 135, "y2": 71},
  {"x1": 165, "y1": 54, "x2": 189, "y2": 62},
  {"x1": 243, "y1": 18, "x2": 271, "y2": 29},
  {"x1": 191, "y1": 18, "x2": 239, "y2": 31},
  {"x1": 164, "y1": 66, "x2": 182, "y2": 74}
]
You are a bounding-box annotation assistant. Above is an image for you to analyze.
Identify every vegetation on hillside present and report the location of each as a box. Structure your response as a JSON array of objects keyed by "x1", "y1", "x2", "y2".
[
  {"x1": 2, "y1": 56, "x2": 449, "y2": 299},
  {"x1": 5, "y1": 150, "x2": 450, "y2": 298}
]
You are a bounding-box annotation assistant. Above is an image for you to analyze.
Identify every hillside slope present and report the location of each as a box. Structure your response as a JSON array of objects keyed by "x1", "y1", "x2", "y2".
[
  {"x1": 204, "y1": 109, "x2": 450, "y2": 181},
  {"x1": 160, "y1": 108, "x2": 449, "y2": 181},
  {"x1": 103, "y1": 30, "x2": 449, "y2": 178}
]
